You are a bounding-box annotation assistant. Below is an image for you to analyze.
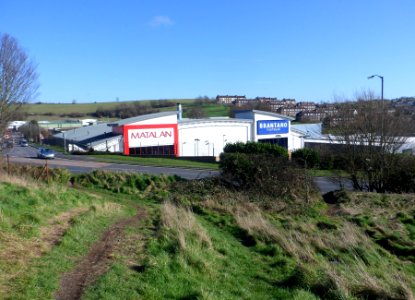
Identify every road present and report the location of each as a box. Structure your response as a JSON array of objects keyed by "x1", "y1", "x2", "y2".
[
  {"x1": 313, "y1": 176, "x2": 353, "y2": 194},
  {"x1": 2, "y1": 145, "x2": 219, "y2": 180},
  {"x1": 3, "y1": 143, "x2": 352, "y2": 193}
]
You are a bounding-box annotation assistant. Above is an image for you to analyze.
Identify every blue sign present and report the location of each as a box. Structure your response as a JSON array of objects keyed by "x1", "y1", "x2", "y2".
[{"x1": 257, "y1": 120, "x2": 289, "y2": 135}]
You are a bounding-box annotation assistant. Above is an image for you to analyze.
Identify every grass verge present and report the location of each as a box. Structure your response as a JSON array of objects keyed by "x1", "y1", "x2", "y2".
[{"x1": 88, "y1": 154, "x2": 219, "y2": 169}]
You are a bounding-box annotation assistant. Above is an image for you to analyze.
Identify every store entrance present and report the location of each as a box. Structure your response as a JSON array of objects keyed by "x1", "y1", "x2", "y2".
[
  {"x1": 129, "y1": 145, "x2": 175, "y2": 156},
  {"x1": 258, "y1": 137, "x2": 288, "y2": 149}
]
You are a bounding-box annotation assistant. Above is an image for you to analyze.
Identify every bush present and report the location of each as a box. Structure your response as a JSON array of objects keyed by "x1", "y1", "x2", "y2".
[
  {"x1": 219, "y1": 142, "x2": 313, "y2": 200},
  {"x1": 74, "y1": 170, "x2": 178, "y2": 195},
  {"x1": 292, "y1": 148, "x2": 320, "y2": 168},
  {"x1": 384, "y1": 154, "x2": 415, "y2": 193},
  {"x1": 318, "y1": 152, "x2": 346, "y2": 170},
  {"x1": 0, "y1": 164, "x2": 72, "y2": 184},
  {"x1": 224, "y1": 141, "x2": 288, "y2": 158},
  {"x1": 219, "y1": 153, "x2": 310, "y2": 200}
]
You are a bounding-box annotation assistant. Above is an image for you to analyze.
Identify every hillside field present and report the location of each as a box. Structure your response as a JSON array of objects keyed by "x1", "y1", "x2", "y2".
[
  {"x1": 22, "y1": 99, "x2": 231, "y2": 121},
  {"x1": 0, "y1": 168, "x2": 414, "y2": 299}
]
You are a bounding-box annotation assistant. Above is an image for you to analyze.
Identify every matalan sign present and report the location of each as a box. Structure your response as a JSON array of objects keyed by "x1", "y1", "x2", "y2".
[{"x1": 128, "y1": 128, "x2": 175, "y2": 147}]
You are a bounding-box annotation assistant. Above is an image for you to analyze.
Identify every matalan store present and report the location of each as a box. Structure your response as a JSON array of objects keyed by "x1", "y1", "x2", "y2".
[
  {"x1": 109, "y1": 105, "x2": 305, "y2": 157},
  {"x1": 55, "y1": 106, "x2": 306, "y2": 157}
]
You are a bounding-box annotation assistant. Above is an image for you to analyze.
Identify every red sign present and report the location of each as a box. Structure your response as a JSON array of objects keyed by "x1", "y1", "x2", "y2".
[{"x1": 123, "y1": 123, "x2": 178, "y2": 156}]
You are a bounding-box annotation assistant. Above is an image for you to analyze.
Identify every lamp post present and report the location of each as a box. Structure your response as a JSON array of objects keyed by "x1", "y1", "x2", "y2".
[
  {"x1": 63, "y1": 132, "x2": 66, "y2": 153},
  {"x1": 194, "y1": 138, "x2": 200, "y2": 156},
  {"x1": 368, "y1": 74, "x2": 385, "y2": 190},
  {"x1": 367, "y1": 74, "x2": 385, "y2": 133},
  {"x1": 367, "y1": 74, "x2": 383, "y2": 101},
  {"x1": 205, "y1": 140, "x2": 209, "y2": 156},
  {"x1": 222, "y1": 134, "x2": 227, "y2": 152},
  {"x1": 181, "y1": 142, "x2": 186, "y2": 156}
]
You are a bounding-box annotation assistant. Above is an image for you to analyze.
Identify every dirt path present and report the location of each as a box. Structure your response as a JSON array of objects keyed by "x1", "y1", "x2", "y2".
[
  {"x1": 54, "y1": 208, "x2": 146, "y2": 300},
  {"x1": 0, "y1": 207, "x2": 89, "y2": 297}
]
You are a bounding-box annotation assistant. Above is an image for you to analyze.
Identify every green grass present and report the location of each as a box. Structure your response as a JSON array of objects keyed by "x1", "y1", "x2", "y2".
[
  {"x1": 33, "y1": 143, "x2": 65, "y2": 153},
  {"x1": 26, "y1": 99, "x2": 188, "y2": 115},
  {"x1": 88, "y1": 154, "x2": 220, "y2": 169},
  {"x1": 23, "y1": 99, "x2": 230, "y2": 121},
  {"x1": 1, "y1": 169, "x2": 414, "y2": 299},
  {"x1": 0, "y1": 178, "x2": 134, "y2": 299},
  {"x1": 8, "y1": 205, "x2": 132, "y2": 300},
  {"x1": 307, "y1": 169, "x2": 348, "y2": 177},
  {"x1": 182, "y1": 102, "x2": 231, "y2": 118},
  {"x1": 83, "y1": 202, "x2": 315, "y2": 300}
]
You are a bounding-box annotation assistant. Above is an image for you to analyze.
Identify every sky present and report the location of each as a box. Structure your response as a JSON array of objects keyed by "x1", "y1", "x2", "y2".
[{"x1": 1, "y1": 0, "x2": 414, "y2": 103}]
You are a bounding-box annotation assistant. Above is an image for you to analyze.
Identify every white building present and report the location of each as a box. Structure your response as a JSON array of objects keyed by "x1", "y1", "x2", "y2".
[
  {"x1": 7, "y1": 121, "x2": 27, "y2": 130},
  {"x1": 80, "y1": 119, "x2": 98, "y2": 126},
  {"x1": 54, "y1": 107, "x2": 305, "y2": 157},
  {"x1": 112, "y1": 107, "x2": 303, "y2": 157}
]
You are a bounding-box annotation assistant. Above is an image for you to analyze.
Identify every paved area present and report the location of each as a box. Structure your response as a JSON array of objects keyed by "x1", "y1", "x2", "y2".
[
  {"x1": 313, "y1": 176, "x2": 353, "y2": 194},
  {"x1": 2, "y1": 144, "x2": 219, "y2": 180},
  {"x1": 3, "y1": 142, "x2": 352, "y2": 191}
]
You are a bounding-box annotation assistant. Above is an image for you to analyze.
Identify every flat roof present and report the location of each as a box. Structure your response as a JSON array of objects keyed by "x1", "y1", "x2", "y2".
[
  {"x1": 234, "y1": 109, "x2": 295, "y2": 121},
  {"x1": 108, "y1": 111, "x2": 177, "y2": 126},
  {"x1": 179, "y1": 118, "x2": 252, "y2": 125}
]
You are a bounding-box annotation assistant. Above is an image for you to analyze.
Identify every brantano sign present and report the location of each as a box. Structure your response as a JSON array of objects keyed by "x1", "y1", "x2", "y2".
[{"x1": 257, "y1": 120, "x2": 289, "y2": 135}]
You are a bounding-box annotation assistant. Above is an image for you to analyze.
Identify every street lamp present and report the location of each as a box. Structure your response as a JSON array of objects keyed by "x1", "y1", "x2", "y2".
[
  {"x1": 181, "y1": 141, "x2": 186, "y2": 156},
  {"x1": 205, "y1": 140, "x2": 209, "y2": 156},
  {"x1": 222, "y1": 134, "x2": 227, "y2": 149},
  {"x1": 368, "y1": 74, "x2": 385, "y2": 186},
  {"x1": 367, "y1": 74, "x2": 384, "y2": 101},
  {"x1": 194, "y1": 138, "x2": 200, "y2": 156},
  {"x1": 63, "y1": 132, "x2": 66, "y2": 153},
  {"x1": 368, "y1": 74, "x2": 386, "y2": 133}
]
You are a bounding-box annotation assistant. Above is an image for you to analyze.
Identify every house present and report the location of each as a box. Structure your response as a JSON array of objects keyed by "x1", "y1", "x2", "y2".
[{"x1": 216, "y1": 95, "x2": 246, "y2": 105}]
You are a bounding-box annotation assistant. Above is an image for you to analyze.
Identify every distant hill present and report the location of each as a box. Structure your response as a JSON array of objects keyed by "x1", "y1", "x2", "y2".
[{"x1": 21, "y1": 99, "x2": 230, "y2": 121}]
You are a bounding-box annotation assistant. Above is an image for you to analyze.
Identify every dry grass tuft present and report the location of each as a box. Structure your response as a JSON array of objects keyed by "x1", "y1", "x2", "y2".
[
  {"x1": 0, "y1": 172, "x2": 40, "y2": 190},
  {"x1": 92, "y1": 202, "x2": 122, "y2": 214},
  {"x1": 220, "y1": 198, "x2": 414, "y2": 299},
  {"x1": 161, "y1": 201, "x2": 212, "y2": 250},
  {"x1": 233, "y1": 203, "x2": 278, "y2": 241}
]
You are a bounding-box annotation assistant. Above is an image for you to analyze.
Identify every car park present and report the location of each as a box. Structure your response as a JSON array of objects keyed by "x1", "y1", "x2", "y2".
[{"x1": 37, "y1": 148, "x2": 55, "y2": 159}]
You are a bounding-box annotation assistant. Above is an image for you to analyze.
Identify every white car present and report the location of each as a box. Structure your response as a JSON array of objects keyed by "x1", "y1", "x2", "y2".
[
  {"x1": 37, "y1": 148, "x2": 55, "y2": 159},
  {"x1": 20, "y1": 139, "x2": 29, "y2": 147}
]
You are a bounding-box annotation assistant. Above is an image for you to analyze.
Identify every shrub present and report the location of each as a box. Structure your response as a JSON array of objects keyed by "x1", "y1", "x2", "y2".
[
  {"x1": 219, "y1": 153, "x2": 310, "y2": 200},
  {"x1": 292, "y1": 148, "x2": 320, "y2": 168},
  {"x1": 384, "y1": 154, "x2": 415, "y2": 193},
  {"x1": 224, "y1": 141, "x2": 288, "y2": 158},
  {"x1": 74, "y1": 170, "x2": 178, "y2": 195},
  {"x1": 219, "y1": 142, "x2": 314, "y2": 200},
  {"x1": 0, "y1": 164, "x2": 72, "y2": 184}
]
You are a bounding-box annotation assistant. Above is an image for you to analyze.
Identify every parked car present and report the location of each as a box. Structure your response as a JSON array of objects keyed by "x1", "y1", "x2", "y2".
[
  {"x1": 20, "y1": 139, "x2": 29, "y2": 147},
  {"x1": 37, "y1": 148, "x2": 55, "y2": 159}
]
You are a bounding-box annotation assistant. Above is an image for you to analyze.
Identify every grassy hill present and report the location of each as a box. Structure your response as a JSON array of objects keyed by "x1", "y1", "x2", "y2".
[
  {"x1": 0, "y1": 169, "x2": 414, "y2": 299},
  {"x1": 22, "y1": 99, "x2": 230, "y2": 121}
]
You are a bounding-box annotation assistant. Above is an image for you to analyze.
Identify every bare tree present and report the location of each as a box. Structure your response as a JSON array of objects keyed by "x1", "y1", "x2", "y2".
[
  {"x1": 329, "y1": 91, "x2": 411, "y2": 192},
  {"x1": 187, "y1": 106, "x2": 207, "y2": 119},
  {"x1": 0, "y1": 33, "x2": 38, "y2": 135}
]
